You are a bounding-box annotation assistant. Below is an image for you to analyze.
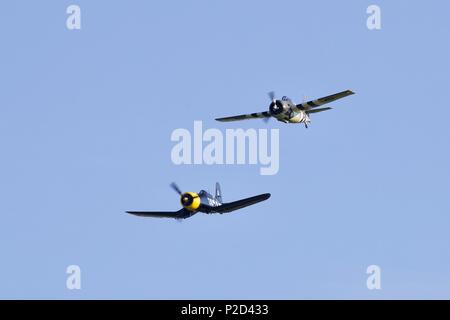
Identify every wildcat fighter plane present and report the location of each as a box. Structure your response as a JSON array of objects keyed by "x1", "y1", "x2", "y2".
[
  {"x1": 215, "y1": 90, "x2": 355, "y2": 128},
  {"x1": 126, "y1": 182, "x2": 270, "y2": 220}
]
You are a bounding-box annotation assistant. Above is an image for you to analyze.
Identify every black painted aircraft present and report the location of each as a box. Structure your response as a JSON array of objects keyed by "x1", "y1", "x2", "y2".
[{"x1": 126, "y1": 182, "x2": 270, "y2": 220}]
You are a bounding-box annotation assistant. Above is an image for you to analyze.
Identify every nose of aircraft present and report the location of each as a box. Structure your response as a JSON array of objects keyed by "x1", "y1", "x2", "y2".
[
  {"x1": 269, "y1": 100, "x2": 284, "y2": 115},
  {"x1": 181, "y1": 193, "x2": 193, "y2": 206},
  {"x1": 180, "y1": 192, "x2": 201, "y2": 211}
]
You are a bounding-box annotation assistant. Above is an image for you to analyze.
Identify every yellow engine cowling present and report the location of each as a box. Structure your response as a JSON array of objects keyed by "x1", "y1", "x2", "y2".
[{"x1": 180, "y1": 192, "x2": 201, "y2": 211}]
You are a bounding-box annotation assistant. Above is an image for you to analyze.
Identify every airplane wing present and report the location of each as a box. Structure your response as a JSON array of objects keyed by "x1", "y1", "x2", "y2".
[
  {"x1": 295, "y1": 90, "x2": 354, "y2": 112},
  {"x1": 213, "y1": 193, "x2": 271, "y2": 213},
  {"x1": 126, "y1": 208, "x2": 190, "y2": 219},
  {"x1": 215, "y1": 111, "x2": 271, "y2": 122}
]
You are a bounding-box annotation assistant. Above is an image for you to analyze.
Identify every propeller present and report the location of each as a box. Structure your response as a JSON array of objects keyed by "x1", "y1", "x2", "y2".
[
  {"x1": 265, "y1": 91, "x2": 276, "y2": 123},
  {"x1": 170, "y1": 182, "x2": 182, "y2": 195},
  {"x1": 171, "y1": 182, "x2": 199, "y2": 207}
]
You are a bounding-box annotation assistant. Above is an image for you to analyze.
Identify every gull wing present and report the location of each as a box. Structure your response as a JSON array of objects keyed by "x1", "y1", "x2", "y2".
[
  {"x1": 213, "y1": 193, "x2": 271, "y2": 213},
  {"x1": 295, "y1": 90, "x2": 354, "y2": 112},
  {"x1": 215, "y1": 111, "x2": 271, "y2": 122},
  {"x1": 126, "y1": 208, "x2": 190, "y2": 219}
]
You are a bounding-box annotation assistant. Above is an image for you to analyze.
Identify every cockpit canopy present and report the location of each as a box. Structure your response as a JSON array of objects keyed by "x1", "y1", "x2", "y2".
[
  {"x1": 281, "y1": 96, "x2": 290, "y2": 101},
  {"x1": 198, "y1": 189, "x2": 212, "y2": 199}
]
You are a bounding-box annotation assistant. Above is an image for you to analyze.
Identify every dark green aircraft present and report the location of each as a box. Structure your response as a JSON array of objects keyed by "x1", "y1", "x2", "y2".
[
  {"x1": 126, "y1": 182, "x2": 270, "y2": 220},
  {"x1": 215, "y1": 89, "x2": 354, "y2": 128}
]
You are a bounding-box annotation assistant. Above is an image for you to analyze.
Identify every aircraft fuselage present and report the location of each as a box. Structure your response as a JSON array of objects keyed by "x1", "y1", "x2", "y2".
[{"x1": 270, "y1": 97, "x2": 310, "y2": 124}]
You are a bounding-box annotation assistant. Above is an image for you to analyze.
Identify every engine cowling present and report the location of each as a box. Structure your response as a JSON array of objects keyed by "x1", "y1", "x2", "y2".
[
  {"x1": 180, "y1": 192, "x2": 201, "y2": 211},
  {"x1": 269, "y1": 100, "x2": 285, "y2": 115}
]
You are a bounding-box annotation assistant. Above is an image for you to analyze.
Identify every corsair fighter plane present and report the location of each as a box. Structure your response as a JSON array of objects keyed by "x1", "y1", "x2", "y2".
[{"x1": 126, "y1": 183, "x2": 271, "y2": 219}]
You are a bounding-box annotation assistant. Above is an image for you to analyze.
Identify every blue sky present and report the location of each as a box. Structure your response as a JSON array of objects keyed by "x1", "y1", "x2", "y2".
[{"x1": 1, "y1": 0, "x2": 450, "y2": 299}]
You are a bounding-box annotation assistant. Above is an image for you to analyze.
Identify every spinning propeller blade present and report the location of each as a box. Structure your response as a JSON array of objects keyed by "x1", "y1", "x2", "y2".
[
  {"x1": 265, "y1": 91, "x2": 276, "y2": 123},
  {"x1": 170, "y1": 182, "x2": 182, "y2": 195}
]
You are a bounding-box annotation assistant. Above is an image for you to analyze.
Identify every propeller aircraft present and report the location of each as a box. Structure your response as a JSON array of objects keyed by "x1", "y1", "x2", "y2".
[
  {"x1": 126, "y1": 182, "x2": 270, "y2": 220},
  {"x1": 215, "y1": 90, "x2": 355, "y2": 128}
]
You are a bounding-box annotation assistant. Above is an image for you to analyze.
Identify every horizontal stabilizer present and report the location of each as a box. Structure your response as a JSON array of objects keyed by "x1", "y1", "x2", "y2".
[{"x1": 306, "y1": 107, "x2": 332, "y2": 114}]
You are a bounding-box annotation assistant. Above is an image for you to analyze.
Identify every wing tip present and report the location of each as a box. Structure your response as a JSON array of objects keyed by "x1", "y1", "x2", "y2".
[
  {"x1": 126, "y1": 211, "x2": 147, "y2": 216},
  {"x1": 215, "y1": 117, "x2": 242, "y2": 122},
  {"x1": 256, "y1": 193, "x2": 271, "y2": 201}
]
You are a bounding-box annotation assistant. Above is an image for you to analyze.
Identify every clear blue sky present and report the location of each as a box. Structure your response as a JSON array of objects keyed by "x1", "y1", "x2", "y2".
[{"x1": 1, "y1": 0, "x2": 449, "y2": 299}]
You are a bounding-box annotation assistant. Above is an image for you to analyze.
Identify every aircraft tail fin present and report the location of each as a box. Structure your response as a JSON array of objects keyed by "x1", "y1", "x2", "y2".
[{"x1": 215, "y1": 182, "x2": 222, "y2": 203}]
